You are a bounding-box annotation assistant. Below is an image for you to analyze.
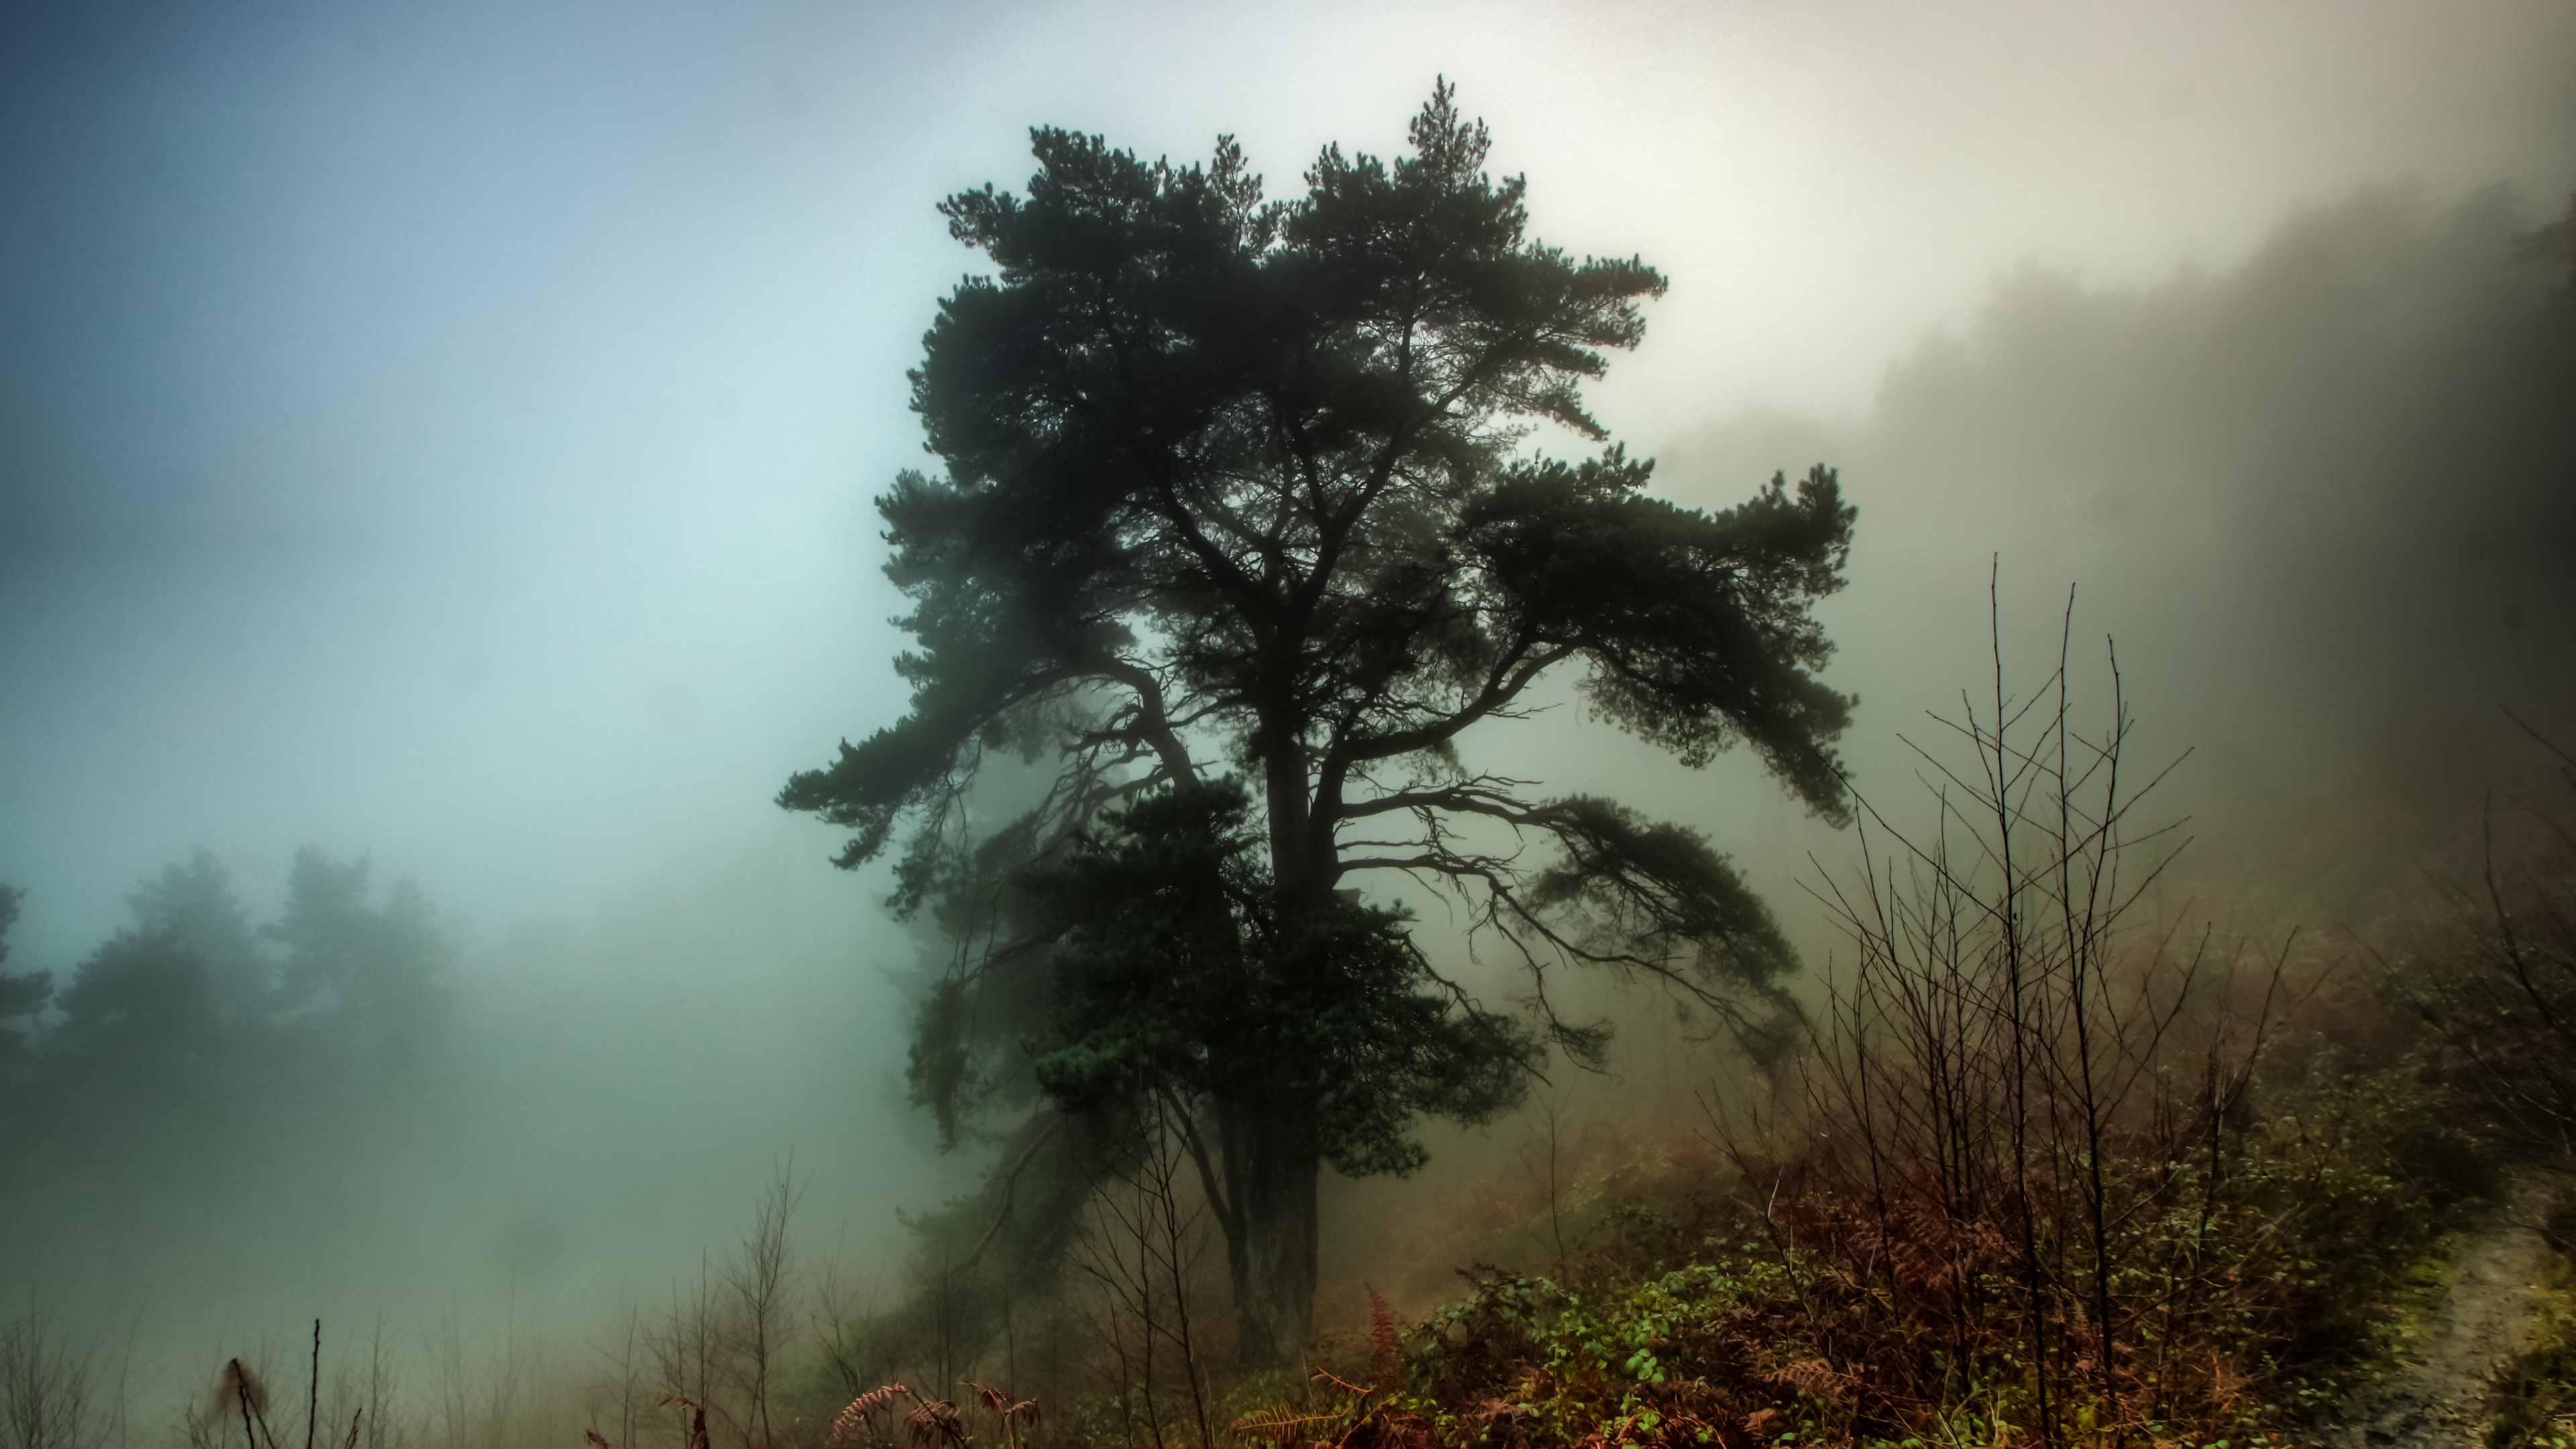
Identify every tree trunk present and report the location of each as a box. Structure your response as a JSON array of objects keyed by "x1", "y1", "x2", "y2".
[
  {"x1": 1216, "y1": 1098, "x2": 1320, "y2": 1367},
  {"x1": 1218, "y1": 716, "x2": 1328, "y2": 1366}
]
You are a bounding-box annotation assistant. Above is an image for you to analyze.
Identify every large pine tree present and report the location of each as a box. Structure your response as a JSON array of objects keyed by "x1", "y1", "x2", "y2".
[{"x1": 784, "y1": 85, "x2": 1856, "y2": 1363}]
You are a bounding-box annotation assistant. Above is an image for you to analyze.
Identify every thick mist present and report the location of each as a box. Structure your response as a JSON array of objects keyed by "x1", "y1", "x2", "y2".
[
  {"x1": 1, "y1": 0, "x2": 2571, "y2": 1436},
  {"x1": 1648, "y1": 182, "x2": 2576, "y2": 928}
]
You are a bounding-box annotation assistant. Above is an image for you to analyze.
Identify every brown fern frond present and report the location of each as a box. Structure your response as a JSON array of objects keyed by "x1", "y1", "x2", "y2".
[
  {"x1": 834, "y1": 1385, "x2": 914, "y2": 1442},
  {"x1": 1358, "y1": 1408, "x2": 1436, "y2": 1449},
  {"x1": 657, "y1": 1394, "x2": 711, "y2": 1449},
  {"x1": 906, "y1": 1398, "x2": 965, "y2": 1449},
  {"x1": 214, "y1": 1360, "x2": 270, "y2": 1415},
  {"x1": 217, "y1": 1359, "x2": 279, "y2": 1449},
  {"x1": 1365, "y1": 1285, "x2": 1401, "y2": 1393},
  {"x1": 585, "y1": 1433, "x2": 614, "y2": 1449},
  {"x1": 1228, "y1": 1407, "x2": 1337, "y2": 1447},
  {"x1": 1309, "y1": 1366, "x2": 1368, "y2": 1399},
  {"x1": 1762, "y1": 1357, "x2": 1839, "y2": 1396},
  {"x1": 966, "y1": 1381, "x2": 1010, "y2": 1413},
  {"x1": 1005, "y1": 1400, "x2": 1042, "y2": 1428}
]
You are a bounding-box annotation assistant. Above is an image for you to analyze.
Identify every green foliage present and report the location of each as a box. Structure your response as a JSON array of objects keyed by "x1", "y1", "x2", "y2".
[
  {"x1": 2223, "y1": 1061, "x2": 2498, "y2": 1376},
  {"x1": 1372, "y1": 1055, "x2": 2485, "y2": 1449},
  {"x1": 2385, "y1": 749, "x2": 2576, "y2": 1170},
  {"x1": 1022, "y1": 781, "x2": 1538, "y2": 1179},
  {"x1": 2487, "y1": 1195, "x2": 2576, "y2": 1448},
  {"x1": 777, "y1": 81, "x2": 1851, "y2": 1026},
  {"x1": 781, "y1": 80, "x2": 1856, "y2": 1360},
  {"x1": 909, "y1": 975, "x2": 1002, "y2": 1148},
  {"x1": 1462, "y1": 455, "x2": 1854, "y2": 806}
]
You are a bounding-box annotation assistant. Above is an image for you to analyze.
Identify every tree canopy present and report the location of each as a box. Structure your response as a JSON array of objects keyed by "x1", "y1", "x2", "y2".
[
  {"x1": 0, "y1": 847, "x2": 455, "y2": 1139},
  {"x1": 782, "y1": 84, "x2": 1856, "y2": 1363},
  {"x1": 0, "y1": 885, "x2": 44, "y2": 1072}
]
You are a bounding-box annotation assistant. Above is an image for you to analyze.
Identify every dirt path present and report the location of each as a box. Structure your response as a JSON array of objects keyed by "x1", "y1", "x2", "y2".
[{"x1": 2318, "y1": 1180, "x2": 2556, "y2": 1447}]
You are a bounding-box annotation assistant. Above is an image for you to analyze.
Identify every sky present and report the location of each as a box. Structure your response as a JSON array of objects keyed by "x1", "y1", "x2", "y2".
[
  {"x1": 1, "y1": 0, "x2": 2572, "y2": 1400},
  {"x1": 4, "y1": 0, "x2": 2571, "y2": 960}
]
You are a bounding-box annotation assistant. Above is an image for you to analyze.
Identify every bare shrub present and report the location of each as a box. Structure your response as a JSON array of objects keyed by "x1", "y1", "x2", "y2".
[
  {"x1": 625, "y1": 1162, "x2": 808, "y2": 1447},
  {"x1": 1, "y1": 1302, "x2": 127, "y2": 1449},
  {"x1": 2391, "y1": 716, "x2": 2576, "y2": 1165},
  {"x1": 1072, "y1": 1095, "x2": 1222, "y2": 1449},
  {"x1": 724, "y1": 1165, "x2": 803, "y2": 1445},
  {"x1": 1718, "y1": 582, "x2": 2298, "y2": 1446}
]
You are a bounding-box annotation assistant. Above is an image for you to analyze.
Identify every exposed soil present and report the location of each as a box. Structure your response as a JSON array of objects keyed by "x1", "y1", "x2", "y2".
[{"x1": 2317, "y1": 1179, "x2": 2556, "y2": 1448}]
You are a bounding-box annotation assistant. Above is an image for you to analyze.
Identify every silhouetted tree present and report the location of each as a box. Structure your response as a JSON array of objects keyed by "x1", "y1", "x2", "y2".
[
  {"x1": 782, "y1": 85, "x2": 1856, "y2": 1362},
  {"x1": 34, "y1": 853, "x2": 270, "y2": 1103},
  {"x1": 52, "y1": 921, "x2": 218, "y2": 1087},
  {"x1": 1024, "y1": 783, "x2": 1533, "y2": 1177},
  {"x1": 0, "y1": 885, "x2": 49, "y2": 1085},
  {"x1": 21, "y1": 864, "x2": 259, "y2": 1130},
  {"x1": 269, "y1": 847, "x2": 451, "y2": 1061},
  {"x1": 126, "y1": 849, "x2": 270, "y2": 1025},
  {"x1": 44, "y1": 852, "x2": 272, "y2": 1085}
]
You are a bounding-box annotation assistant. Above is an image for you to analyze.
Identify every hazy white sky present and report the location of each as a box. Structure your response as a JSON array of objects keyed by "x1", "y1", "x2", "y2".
[{"x1": 2, "y1": 0, "x2": 2570, "y2": 963}]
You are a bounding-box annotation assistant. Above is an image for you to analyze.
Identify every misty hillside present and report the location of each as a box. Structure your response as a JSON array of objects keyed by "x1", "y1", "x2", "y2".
[
  {"x1": 4, "y1": 168, "x2": 2569, "y2": 1449},
  {"x1": 1667, "y1": 182, "x2": 2575, "y2": 915}
]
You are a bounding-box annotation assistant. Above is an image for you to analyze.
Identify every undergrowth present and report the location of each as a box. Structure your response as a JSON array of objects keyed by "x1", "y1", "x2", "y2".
[
  {"x1": 1207, "y1": 613, "x2": 2525, "y2": 1449},
  {"x1": 1287, "y1": 1053, "x2": 2480, "y2": 1449},
  {"x1": 2484, "y1": 1186, "x2": 2576, "y2": 1449},
  {"x1": 57, "y1": 650, "x2": 2571, "y2": 1449}
]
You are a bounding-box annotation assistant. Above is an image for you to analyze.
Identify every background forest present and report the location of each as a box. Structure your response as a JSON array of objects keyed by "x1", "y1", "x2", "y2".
[{"x1": 2, "y1": 2, "x2": 2572, "y2": 1447}]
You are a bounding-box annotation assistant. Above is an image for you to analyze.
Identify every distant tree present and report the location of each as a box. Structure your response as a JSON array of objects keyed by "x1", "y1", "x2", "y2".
[
  {"x1": 0, "y1": 885, "x2": 50, "y2": 1074},
  {"x1": 43, "y1": 852, "x2": 266, "y2": 1073},
  {"x1": 126, "y1": 849, "x2": 270, "y2": 1024},
  {"x1": 33, "y1": 863, "x2": 260, "y2": 1113},
  {"x1": 52, "y1": 922, "x2": 217, "y2": 1082},
  {"x1": 37, "y1": 854, "x2": 265, "y2": 1093},
  {"x1": 268, "y1": 847, "x2": 451, "y2": 1060},
  {"x1": 782, "y1": 85, "x2": 1856, "y2": 1362}
]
